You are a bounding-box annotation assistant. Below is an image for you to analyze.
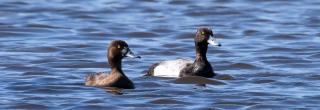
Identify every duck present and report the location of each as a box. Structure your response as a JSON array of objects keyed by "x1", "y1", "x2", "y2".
[
  {"x1": 85, "y1": 40, "x2": 141, "y2": 89},
  {"x1": 146, "y1": 27, "x2": 221, "y2": 78}
]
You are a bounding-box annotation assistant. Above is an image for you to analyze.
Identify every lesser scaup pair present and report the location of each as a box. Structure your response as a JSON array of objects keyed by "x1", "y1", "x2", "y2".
[{"x1": 85, "y1": 27, "x2": 221, "y2": 89}]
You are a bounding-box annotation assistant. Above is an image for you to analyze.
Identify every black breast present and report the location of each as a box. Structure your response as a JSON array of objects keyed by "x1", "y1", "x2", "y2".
[
  {"x1": 179, "y1": 61, "x2": 215, "y2": 78},
  {"x1": 111, "y1": 76, "x2": 135, "y2": 89}
]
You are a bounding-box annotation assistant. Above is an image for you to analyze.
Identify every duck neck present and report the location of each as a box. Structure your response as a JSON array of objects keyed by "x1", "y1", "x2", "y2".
[
  {"x1": 195, "y1": 42, "x2": 208, "y2": 63},
  {"x1": 108, "y1": 57, "x2": 124, "y2": 75}
]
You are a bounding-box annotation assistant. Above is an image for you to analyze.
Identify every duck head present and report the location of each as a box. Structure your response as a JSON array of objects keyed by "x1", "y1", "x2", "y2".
[
  {"x1": 195, "y1": 27, "x2": 221, "y2": 47},
  {"x1": 108, "y1": 40, "x2": 141, "y2": 67}
]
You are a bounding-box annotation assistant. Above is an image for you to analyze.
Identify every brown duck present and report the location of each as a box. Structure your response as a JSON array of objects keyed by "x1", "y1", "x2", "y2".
[{"x1": 85, "y1": 40, "x2": 140, "y2": 89}]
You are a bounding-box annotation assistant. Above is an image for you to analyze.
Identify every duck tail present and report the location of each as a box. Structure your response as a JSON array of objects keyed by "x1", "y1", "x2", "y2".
[
  {"x1": 144, "y1": 63, "x2": 160, "y2": 76},
  {"x1": 85, "y1": 73, "x2": 96, "y2": 86}
]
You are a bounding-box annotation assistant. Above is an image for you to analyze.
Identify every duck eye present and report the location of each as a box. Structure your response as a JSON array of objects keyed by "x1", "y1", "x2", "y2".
[
  {"x1": 117, "y1": 45, "x2": 121, "y2": 49},
  {"x1": 201, "y1": 31, "x2": 205, "y2": 35}
]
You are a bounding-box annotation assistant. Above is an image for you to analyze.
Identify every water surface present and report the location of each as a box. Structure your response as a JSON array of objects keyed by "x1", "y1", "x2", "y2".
[{"x1": 0, "y1": 0, "x2": 320, "y2": 109}]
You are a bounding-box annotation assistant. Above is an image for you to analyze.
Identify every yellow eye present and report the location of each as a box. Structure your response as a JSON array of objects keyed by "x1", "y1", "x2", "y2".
[
  {"x1": 117, "y1": 45, "x2": 121, "y2": 49},
  {"x1": 201, "y1": 31, "x2": 205, "y2": 35}
]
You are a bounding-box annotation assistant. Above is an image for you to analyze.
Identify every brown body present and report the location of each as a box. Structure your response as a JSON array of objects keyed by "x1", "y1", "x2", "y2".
[{"x1": 85, "y1": 40, "x2": 139, "y2": 89}]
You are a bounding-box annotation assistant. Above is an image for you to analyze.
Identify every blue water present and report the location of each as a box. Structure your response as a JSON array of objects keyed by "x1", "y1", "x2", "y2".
[{"x1": 0, "y1": 0, "x2": 320, "y2": 109}]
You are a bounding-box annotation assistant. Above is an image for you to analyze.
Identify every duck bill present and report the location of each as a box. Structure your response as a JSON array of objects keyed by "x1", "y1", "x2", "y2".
[
  {"x1": 207, "y1": 36, "x2": 221, "y2": 47},
  {"x1": 125, "y1": 49, "x2": 141, "y2": 59}
]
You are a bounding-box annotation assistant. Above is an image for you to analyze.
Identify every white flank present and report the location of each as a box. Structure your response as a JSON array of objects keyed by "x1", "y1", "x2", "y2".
[{"x1": 153, "y1": 59, "x2": 193, "y2": 77}]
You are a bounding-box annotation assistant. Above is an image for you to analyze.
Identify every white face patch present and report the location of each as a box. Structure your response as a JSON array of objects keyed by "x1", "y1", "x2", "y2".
[
  {"x1": 121, "y1": 47, "x2": 140, "y2": 58},
  {"x1": 207, "y1": 36, "x2": 221, "y2": 47},
  {"x1": 121, "y1": 47, "x2": 128, "y2": 57},
  {"x1": 125, "y1": 50, "x2": 136, "y2": 58}
]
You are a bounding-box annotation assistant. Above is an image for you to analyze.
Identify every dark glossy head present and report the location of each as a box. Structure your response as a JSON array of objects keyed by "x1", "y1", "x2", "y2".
[
  {"x1": 108, "y1": 40, "x2": 140, "y2": 62},
  {"x1": 195, "y1": 27, "x2": 221, "y2": 47}
]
